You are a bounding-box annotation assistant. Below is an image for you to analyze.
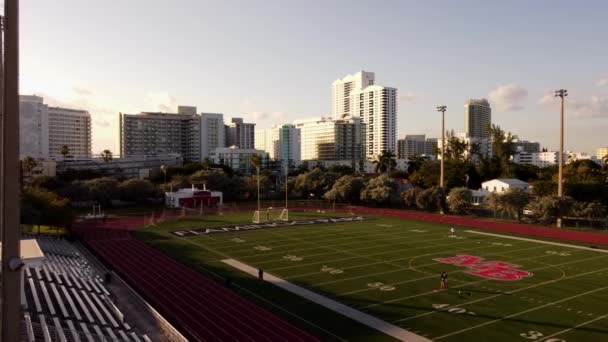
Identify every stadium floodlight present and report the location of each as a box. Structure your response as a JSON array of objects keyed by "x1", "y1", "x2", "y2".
[
  {"x1": 436, "y1": 106, "x2": 447, "y2": 213},
  {"x1": 554, "y1": 89, "x2": 568, "y2": 228}
]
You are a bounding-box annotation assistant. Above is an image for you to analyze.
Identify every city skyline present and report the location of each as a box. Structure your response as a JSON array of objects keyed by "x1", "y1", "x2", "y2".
[{"x1": 20, "y1": 0, "x2": 608, "y2": 154}]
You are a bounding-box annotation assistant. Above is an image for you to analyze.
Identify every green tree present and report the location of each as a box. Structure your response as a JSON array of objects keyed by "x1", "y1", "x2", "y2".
[
  {"x1": 360, "y1": 175, "x2": 398, "y2": 204},
  {"x1": 571, "y1": 201, "x2": 606, "y2": 219},
  {"x1": 100, "y1": 149, "x2": 113, "y2": 163},
  {"x1": 251, "y1": 154, "x2": 263, "y2": 209},
  {"x1": 500, "y1": 187, "x2": 530, "y2": 222},
  {"x1": 447, "y1": 187, "x2": 472, "y2": 214},
  {"x1": 415, "y1": 186, "x2": 445, "y2": 212},
  {"x1": 21, "y1": 156, "x2": 38, "y2": 188},
  {"x1": 442, "y1": 130, "x2": 468, "y2": 161},
  {"x1": 407, "y1": 155, "x2": 427, "y2": 175},
  {"x1": 294, "y1": 169, "x2": 339, "y2": 199},
  {"x1": 401, "y1": 187, "x2": 422, "y2": 208},
  {"x1": 85, "y1": 177, "x2": 119, "y2": 206},
  {"x1": 327, "y1": 164, "x2": 355, "y2": 176},
  {"x1": 324, "y1": 175, "x2": 365, "y2": 204},
  {"x1": 487, "y1": 124, "x2": 515, "y2": 176},
  {"x1": 373, "y1": 150, "x2": 397, "y2": 174},
  {"x1": 486, "y1": 192, "x2": 503, "y2": 218},
  {"x1": 118, "y1": 179, "x2": 157, "y2": 202},
  {"x1": 21, "y1": 187, "x2": 72, "y2": 233},
  {"x1": 60, "y1": 145, "x2": 70, "y2": 160},
  {"x1": 529, "y1": 195, "x2": 574, "y2": 225}
]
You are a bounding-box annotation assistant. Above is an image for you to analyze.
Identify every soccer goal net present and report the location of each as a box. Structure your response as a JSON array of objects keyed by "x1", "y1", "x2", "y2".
[{"x1": 252, "y1": 208, "x2": 289, "y2": 223}]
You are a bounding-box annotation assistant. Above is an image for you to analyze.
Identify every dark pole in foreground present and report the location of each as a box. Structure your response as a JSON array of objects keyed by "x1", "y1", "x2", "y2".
[
  {"x1": 1, "y1": 1, "x2": 21, "y2": 341},
  {"x1": 555, "y1": 89, "x2": 567, "y2": 228}
]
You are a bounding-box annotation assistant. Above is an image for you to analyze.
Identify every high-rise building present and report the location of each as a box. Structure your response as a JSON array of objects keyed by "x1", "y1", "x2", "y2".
[
  {"x1": 212, "y1": 146, "x2": 268, "y2": 175},
  {"x1": 332, "y1": 71, "x2": 375, "y2": 120},
  {"x1": 19, "y1": 95, "x2": 92, "y2": 160},
  {"x1": 48, "y1": 106, "x2": 92, "y2": 159},
  {"x1": 512, "y1": 137, "x2": 541, "y2": 154},
  {"x1": 255, "y1": 124, "x2": 301, "y2": 167},
  {"x1": 200, "y1": 113, "x2": 225, "y2": 160},
  {"x1": 596, "y1": 147, "x2": 608, "y2": 161},
  {"x1": 119, "y1": 109, "x2": 201, "y2": 162},
  {"x1": 19, "y1": 95, "x2": 49, "y2": 159},
  {"x1": 295, "y1": 117, "x2": 366, "y2": 163},
  {"x1": 397, "y1": 134, "x2": 438, "y2": 159},
  {"x1": 225, "y1": 117, "x2": 255, "y2": 149},
  {"x1": 465, "y1": 98, "x2": 492, "y2": 139},
  {"x1": 353, "y1": 85, "x2": 398, "y2": 160}
]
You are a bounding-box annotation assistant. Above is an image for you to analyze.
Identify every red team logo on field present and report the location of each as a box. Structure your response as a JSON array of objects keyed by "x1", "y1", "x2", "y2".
[{"x1": 433, "y1": 255, "x2": 532, "y2": 281}]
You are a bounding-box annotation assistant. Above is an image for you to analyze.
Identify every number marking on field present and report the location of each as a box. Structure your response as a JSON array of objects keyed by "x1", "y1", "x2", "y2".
[
  {"x1": 283, "y1": 254, "x2": 303, "y2": 262},
  {"x1": 253, "y1": 245, "x2": 272, "y2": 251},
  {"x1": 321, "y1": 265, "x2": 344, "y2": 274},
  {"x1": 367, "y1": 282, "x2": 396, "y2": 291}
]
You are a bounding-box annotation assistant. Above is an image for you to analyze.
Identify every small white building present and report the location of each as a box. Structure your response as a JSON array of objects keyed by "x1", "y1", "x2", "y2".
[
  {"x1": 471, "y1": 178, "x2": 530, "y2": 205},
  {"x1": 165, "y1": 185, "x2": 223, "y2": 208}
]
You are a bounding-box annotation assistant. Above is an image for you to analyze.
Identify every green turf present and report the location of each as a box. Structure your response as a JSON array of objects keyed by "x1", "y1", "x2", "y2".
[{"x1": 135, "y1": 211, "x2": 608, "y2": 342}]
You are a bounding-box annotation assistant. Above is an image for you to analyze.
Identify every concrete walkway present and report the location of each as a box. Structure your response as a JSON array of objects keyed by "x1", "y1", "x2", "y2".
[{"x1": 222, "y1": 258, "x2": 433, "y2": 342}]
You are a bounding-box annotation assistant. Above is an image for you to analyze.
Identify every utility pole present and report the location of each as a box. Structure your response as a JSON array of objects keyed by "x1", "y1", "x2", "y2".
[
  {"x1": 555, "y1": 89, "x2": 567, "y2": 228},
  {"x1": 1, "y1": 1, "x2": 22, "y2": 342},
  {"x1": 437, "y1": 106, "x2": 447, "y2": 213}
]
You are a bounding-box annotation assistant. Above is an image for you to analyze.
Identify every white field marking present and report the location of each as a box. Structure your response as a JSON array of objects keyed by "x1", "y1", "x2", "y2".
[
  {"x1": 287, "y1": 236, "x2": 545, "y2": 281},
  {"x1": 223, "y1": 229, "x2": 451, "y2": 258},
  {"x1": 222, "y1": 258, "x2": 432, "y2": 342},
  {"x1": 466, "y1": 230, "x2": 608, "y2": 253},
  {"x1": 392, "y1": 258, "x2": 608, "y2": 323},
  {"x1": 367, "y1": 253, "x2": 608, "y2": 311},
  {"x1": 201, "y1": 221, "x2": 435, "y2": 247},
  {"x1": 433, "y1": 286, "x2": 608, "y2": 340},
  {"x1": 236, "y1": 230, "x2": 454, "y2": 261},
  {"x1": 260, "y1": 228, "x2": 411, "y2": 269},
  {"x1": 536, "y1": 313, "x2": 608, "y2": 341},
  {"x1": 338, "y1": 244, "x2": 562, "y2": 297},
  {"x1": 249, "y1": 233, "x2": 467, "y2": 265},
  {"x1": 270, "y1": 235, "x2": 507, "y2": 272}
]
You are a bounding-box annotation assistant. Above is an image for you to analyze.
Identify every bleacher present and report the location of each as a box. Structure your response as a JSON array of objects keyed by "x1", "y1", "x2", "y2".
[{"x1": 20, "y1": 234, "x2": 151, "y2": 342}]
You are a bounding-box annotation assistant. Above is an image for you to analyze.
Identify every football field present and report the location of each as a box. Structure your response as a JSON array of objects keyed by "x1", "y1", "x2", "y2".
[{"x1": 138, "y1": 211, "x2": 608, "y2": 342}]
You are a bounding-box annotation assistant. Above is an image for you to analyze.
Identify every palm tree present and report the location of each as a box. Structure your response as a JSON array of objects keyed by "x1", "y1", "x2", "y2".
[
  {"x1": 60, "y1": 145, "x2": 70, "y2": 160},
  {"x1": 160, "y1": 165, "x2": 168, "y2": 185},
  {"x1": 373, "y1": 150, "x2": 397, "y2": 174},
  {"x1": 251, "y1": 154, "x2": 262, "y2": 210},
  {"x1": 100, "y1": 149, "x2": 113, "y2": 163},
  {"x1": 20, "y1": 156, "x2": 38, "y2": 188},
  {"x1": 407, "y1": 154, "x2": 427, "y2": 175}
]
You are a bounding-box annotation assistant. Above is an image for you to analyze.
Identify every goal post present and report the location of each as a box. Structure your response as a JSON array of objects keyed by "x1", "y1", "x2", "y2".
[{"x1": 252, "y1": 207, "x2": 289, "y2": 223}]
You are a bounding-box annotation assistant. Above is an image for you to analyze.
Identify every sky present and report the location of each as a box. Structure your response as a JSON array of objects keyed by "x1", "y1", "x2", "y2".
[{"x1": 20, "y1": 0, "x2": 608, "y2": 155}]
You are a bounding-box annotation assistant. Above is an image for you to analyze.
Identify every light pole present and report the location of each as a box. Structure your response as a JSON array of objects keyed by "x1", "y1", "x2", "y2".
[
  {"x1": 437, "y1": 106, "x2": 447, "y2": 188},
  {"x1": 555, "y1": 89, "x2": 567, "y2": 228}
]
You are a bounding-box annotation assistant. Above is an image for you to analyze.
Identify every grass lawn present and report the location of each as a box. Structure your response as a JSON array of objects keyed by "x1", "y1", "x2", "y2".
[{"x1": 135, "y1": 211, "x2": 608, "y2": 342}]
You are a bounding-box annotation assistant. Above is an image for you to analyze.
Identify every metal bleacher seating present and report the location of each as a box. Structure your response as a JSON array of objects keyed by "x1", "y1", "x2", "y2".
[{"x1": 20, "y1": 234, "x2": 150, "y2": 342}]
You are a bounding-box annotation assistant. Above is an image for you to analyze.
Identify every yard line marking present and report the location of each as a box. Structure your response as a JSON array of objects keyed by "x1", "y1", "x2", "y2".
[
  {"x1": 367, "y1": 254, "x2": 608, "y2": 311},
  {"x1": 536, "y1": 312, "x2": 608, "y2": 341},
  {"x1": 222, "y1": 258, "x2": 432, "y2": 342},
  {"x1": 237, "y1": 231, "x2": 454, "y2": 261},
  {"x1": 433, "y1": 286, "x2": 608, "y2": 340},
  {"x1": 338, "y1": 245, "x2": 563, "y2": 297},
  {"x1": 466, "y1": 230, "x2": 608, "y2": 253},
  {"x1": 270, "y1": 236, "x2": 506, "y2": 272},
  {"x1": 391, "y1": 260, "x2": 608, "y2": 323}
]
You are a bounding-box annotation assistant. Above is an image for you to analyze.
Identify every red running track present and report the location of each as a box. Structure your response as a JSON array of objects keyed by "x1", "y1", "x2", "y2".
[
  {"x1": 342, "y1": 207, "x2": 608, "y2": 246},
  {"x1": 73, "y1": 219, "x2": 320, "y2": 342}
]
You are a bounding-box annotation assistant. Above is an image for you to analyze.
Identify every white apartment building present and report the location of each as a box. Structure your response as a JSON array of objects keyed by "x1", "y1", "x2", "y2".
[
  {"x1": 294, "y1": 117, "x2": 366, "y2": 164},
  {"x1": 225, "y1": 117, "x2": 255, "y2": 149},
  {"x1": 255, "y1": 124, "x2": 301, "y2": 167},
  {"x1": 397, "y1": 134, "x2": 437, "y2": 159},
  {"x1": 211, "y1": 146, "x2": 268, "y2": 175},
  {"x1": 353, "y1": 85, "x2": 398, "y2": 159},
  {"x1": 331, "y1": 71, "x2": 375, "y2": 120},
  {"x1": 596, "y1": 147, "x2": 608, "y2": 161},
  {"x1": 19, "y1": 95, "x2": 92, "y2": 160},
  {"x1": 465, "y1": 98, "x2": 492, "y2": 139},
  {"x1": 119, "y1": 109, "x2": 201, "y2": 162},
  {"x1": 20, "y1": 95, "x2": 49, "y2": 159},
  {"x1": 512, "y1": 151, "x2": 563, "y2": 167},
  {"x1": 201, "y1": 113, "x2": 225, "y2": 160},
  {"x1": 48, "y1": 106, "x2": 92, "y2": 159}
]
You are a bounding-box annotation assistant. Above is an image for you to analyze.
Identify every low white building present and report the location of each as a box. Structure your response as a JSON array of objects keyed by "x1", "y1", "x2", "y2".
[
  {"x1": 471, "y1": 178, "x2": 530, "y2": 205},
  {"x1": 212, "y1": 146, "x2": 268, "y2": 175},
  {"x1": 165, "y1": 185, "x2": 223, "y2": 208}
]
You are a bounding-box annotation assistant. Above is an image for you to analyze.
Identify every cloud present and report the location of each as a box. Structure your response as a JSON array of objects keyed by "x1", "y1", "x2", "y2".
[
  {"x1": 247, "y1": 111, "x2": 287, "y2": 122},
  {"x1": 538, "y1": 90, "x2": 608, "y2": 118},
  {"x1": 597, "y1": 77, "x2": 608, "y2": 87},
  {"x1": 144, "y1": 92, "x2": 178, "y2": 112},
  {"x1": 488, "y1": 83, "x2": 528, "y2": 111},
  {"x1": 399, "y1": 93, "x2": 420, "y2": 103}
]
